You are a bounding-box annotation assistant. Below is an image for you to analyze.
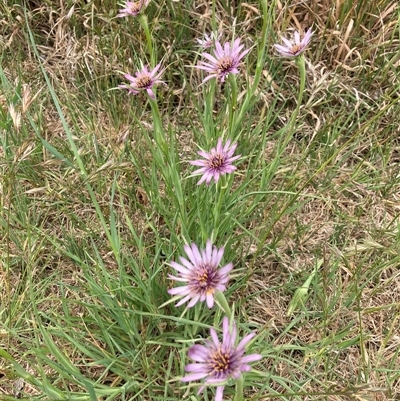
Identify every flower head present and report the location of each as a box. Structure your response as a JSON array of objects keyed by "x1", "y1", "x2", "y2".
[
  {"x1": 118, "y1": 63, "x2": 165, "y2": 99},
  {"x1": 274, "y1": 28, "x2": 313, "y2": 57},
  {"x1": 182, "y1": 317, "x2": 263, "y2": 401},
  {"x1": 168, "y1": 240, "x2": 233, "y2": 308},
  {"x1": 118, "y1": 0, "x2": 150, "y2": 17},
  {"x1": 189, "y1": 138, "x2": 240, "y2": 185},
  {"x1": 196, "y1": 38, "x2": 250, "y2": 83},
  {"x1": 196, "y1": 32, "x2": 222, "y2": 49}
]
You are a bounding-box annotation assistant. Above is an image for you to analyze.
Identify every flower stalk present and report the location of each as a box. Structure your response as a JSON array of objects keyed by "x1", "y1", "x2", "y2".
[
  {"x1": 212, "y1": 176, "x2": 228, "y2": 238},
  {"x1": 228, "y1": 73, "x2": 238, "y2": 133},
  {"x1": 281, "y1": 54, "x2": 306, "y2": 149},
  {"x1": 138, "y1": 14, "x2": 155, "y2": 66},
  {"x1": 234, "y1": 375, "x2": 244, "y2": 401},
  {"x1": 148, "y1": 97, "x2": 168, "y2": 155}
]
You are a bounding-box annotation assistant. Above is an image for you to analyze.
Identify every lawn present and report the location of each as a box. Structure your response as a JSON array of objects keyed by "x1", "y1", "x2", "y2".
[{"x1": 1, "y1": 0, "x2": 400, "y2": 400}]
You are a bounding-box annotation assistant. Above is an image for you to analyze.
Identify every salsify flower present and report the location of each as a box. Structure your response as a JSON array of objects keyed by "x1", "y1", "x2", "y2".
[
  {"x1": 118, "y1": 63, "x2": 165, "y2": 99},
  {"x1": 196, "y1": 31, "x2": 222, "y2": 49},
  {"x1": 182, "y1": 316, "x2": 263, "y2": 401},
  {"x1": 118, "y1": 0, "x2": 150, "y2": 17},
  {"x1": 196, "y1": 38, "x2": 250, "y2": 83},
  {"x1": 274, "y1": 28, "x2": 313, "y2": 57},
  {"x1": 190, "y1": 138, "x2": 241, "y2": 185},
  {"x1": 167, "y1": 240, "x2": 233, "y2": 308}
]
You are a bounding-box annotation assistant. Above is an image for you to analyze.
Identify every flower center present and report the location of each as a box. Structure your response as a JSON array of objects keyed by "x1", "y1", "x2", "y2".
[
  {"x1": 210, "y1": 348, "x2": 231, "y2": 374},
  {"x1": 192, "y1": 263, "x2": 218, "y2": 294},
  {"x1": 290, "y1": 44, "x2": 303, "y2": 55},
  {"x1": 208, "y1": 153, "x2": 224, "y2": 170},
  {"x1": 217, "y1": 56, "x2": 234, "y2": 74},
  {"x1": 136, "y1": 75, "x2": 152, "y2": 89},
  {"x1": 129, "y1": 2, "x2": 141, "y2": 13}
]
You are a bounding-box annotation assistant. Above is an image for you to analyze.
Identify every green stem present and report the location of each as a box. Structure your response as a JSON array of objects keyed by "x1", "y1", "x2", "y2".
[
  {"x1": 213, "y1": 177, "x2": 227, "y2": 238},
  {"x1": 234, "y1": 376, "x2": 244, "y2": 401},
  {"x1": 215, "y1": 291, "x2": 232, "y2": 321},
  {"x1": 211, "y1": 0, "x2": 217, "y2": 33},
  {"x1": 204, "y1": 81, "x2": 216, "y2": 143},
  {"x1": 292, "y1": 55, "x2": 306, "y2": 129},
  {"x1": 148, "y1": 97, "x2": 167, "y2": 155},
  {"x1": 279, "y1": 54, "x2": 306, "y2": 151},
  {"x1": 232, "y1": 0, "x2": 269, "y2": 139},
  {"x1": 139, "y1": 14, "x2": 154, "y2": 65},
  {"x1": 228, "y1": 73, "x2": 238, "y2": 135}
]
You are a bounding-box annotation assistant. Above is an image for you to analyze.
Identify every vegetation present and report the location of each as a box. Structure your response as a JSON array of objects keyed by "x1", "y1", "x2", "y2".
[{"x1": 1, "y1": 0, "x2": 399, "y2": 400}]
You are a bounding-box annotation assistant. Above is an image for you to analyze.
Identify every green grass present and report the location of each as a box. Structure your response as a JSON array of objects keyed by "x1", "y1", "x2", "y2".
[{"x1": 1, "y1": 0, "x2": 400, "y2": 400}]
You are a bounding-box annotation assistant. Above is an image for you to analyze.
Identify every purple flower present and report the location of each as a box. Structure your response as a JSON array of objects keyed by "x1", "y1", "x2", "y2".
[
  {"x1": 274, "y1": 28, "x2": 313, "y2": 57},
  {"x1": 167, "y1": 240, "x2": 233, "y2": 308},
  {"x1": 117, "y1": 0, "x2": 150, "y2": 17},
  {"x1": 196, "y1": 32, "x2": 222, "y2": 49},
  {"x1": 196, "y1": 38, "x2": 250, "y2": 83},
  {"x1": 118, "y1": 63, "x2": 165, "y2": 99},
  {"x1": 190, "y1": 138, "x2": 241, "y2": 185},
  {"x1": 182, "y1": 317, "x2": 263, "y2": 401}
]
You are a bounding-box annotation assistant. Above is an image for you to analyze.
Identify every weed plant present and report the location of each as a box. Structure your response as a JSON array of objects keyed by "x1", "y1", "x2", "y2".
[{"x1": 1, "y1": 0, "x2": 400, "y2": 400}]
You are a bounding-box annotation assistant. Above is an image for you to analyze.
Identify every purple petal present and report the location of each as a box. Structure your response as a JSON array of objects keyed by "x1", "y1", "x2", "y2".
[
  {"x1": 210, "y1": 327, "x2": 220, "y2": 347},
  {"x1": 183, "y1": 243, "x2": 199, "y2": 266},
  {"x1": 150, "y1": 63, "x2": 161, "y2": 76},
  {"x1": 198, "y1": 151, "x2": 212, "y2": 160},
  {"x1": 187, "y1": 295, "x2": 201, "y2": 308},
  {"x1": 191, "y1": 167, "x2": 208, "y2": 176},
  {"x1": 181, "y1": 372, "x2": 209, "y2": 382},
  {"x1": 175, "y1": 294, "x2": 193, "y2": 307},
  {"x1": 201, "y1": 53, "x2": 219, "y2": 64},
  {"x1": 167, "y1": 275, "x2": 188, "y2": 282},
  {"x1": 294, "y1": 31, "x2": 300, "y2": 44},
  {"x1": 146, "y1": 88, "x2": 155, "y2": 99},
  {"x1": 238, "y1": 48, "x2": 251, "y2": 60},
  {"x1": 229, "y1": 322, "x2": 237, "y2": 347},
  {"x1": 211, "y1": 246, "x2": 224, "y2": 266},
  {"x1": 205, "y1": 240, "x2": 212, "y2": 261},
  {"x1": 240, "y1": 353, "x2": 263, "y2": 363},
  {"x1": 227, "y1": 154, "x2": 241, "y2": 162},
  {"x1": 190, "y1": 243, "x2": 203, "y2": 264},
  {"x1": 215, "y1": 386, "x2": 225, "y2": 401},
  {"x1": 189, "y1": 159, "x2": 207, "y2": 167},
  {"x1": 197, "y1": 174, "x2": 208, "y2": 185},
  {"x1": 214, "y1": 41, "x2": 224, "y2": 58},
  {"x1": 206, "y1": 293, "x2": 214, "y2": 308},
  {"x1": 224, "y1": 41, "x2": 231, "y2": 55},
  {"x1": 222, "y1": 317, "x2": 230, "y2": 344},
  {"x1": 123, "y1": 73, "x2": 136, "y2": 82},
  {"x1": 202, "y1": 74, "x2": 217, "y2": 84},
  {"x1": 222, "y1": 139, "x2": 232, "y2": 153},
  {"x1": 196, "y1": 63, "x2": 217, "y2": 72},
  {"x1": 232, "y1": 371, "x2": 242, "y2": 379},
  {"x1": 188, "y1": 344, "x2": 210, "y2": 362},
  {"x1": 170, "y1": 261, "x2": 190, "y2": 275},
  {"x1": 216, "y1": 137, "x2": 223, "y2": 152},
  {"x1": 167, "y1": 286, "x2": 191, "y2": 295},
  {"x1": 185, "y1": 363, "x2": 208, "y2": 373},
  {"x1": 236, "y1": 332, "x2": 256, "y2": 351},
  {"x1": 223, "y1": 166, "x2": 237, "y2": 173},
  {"x1": 281, "y1": 37, "x2": 293, "y2": 47}
]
